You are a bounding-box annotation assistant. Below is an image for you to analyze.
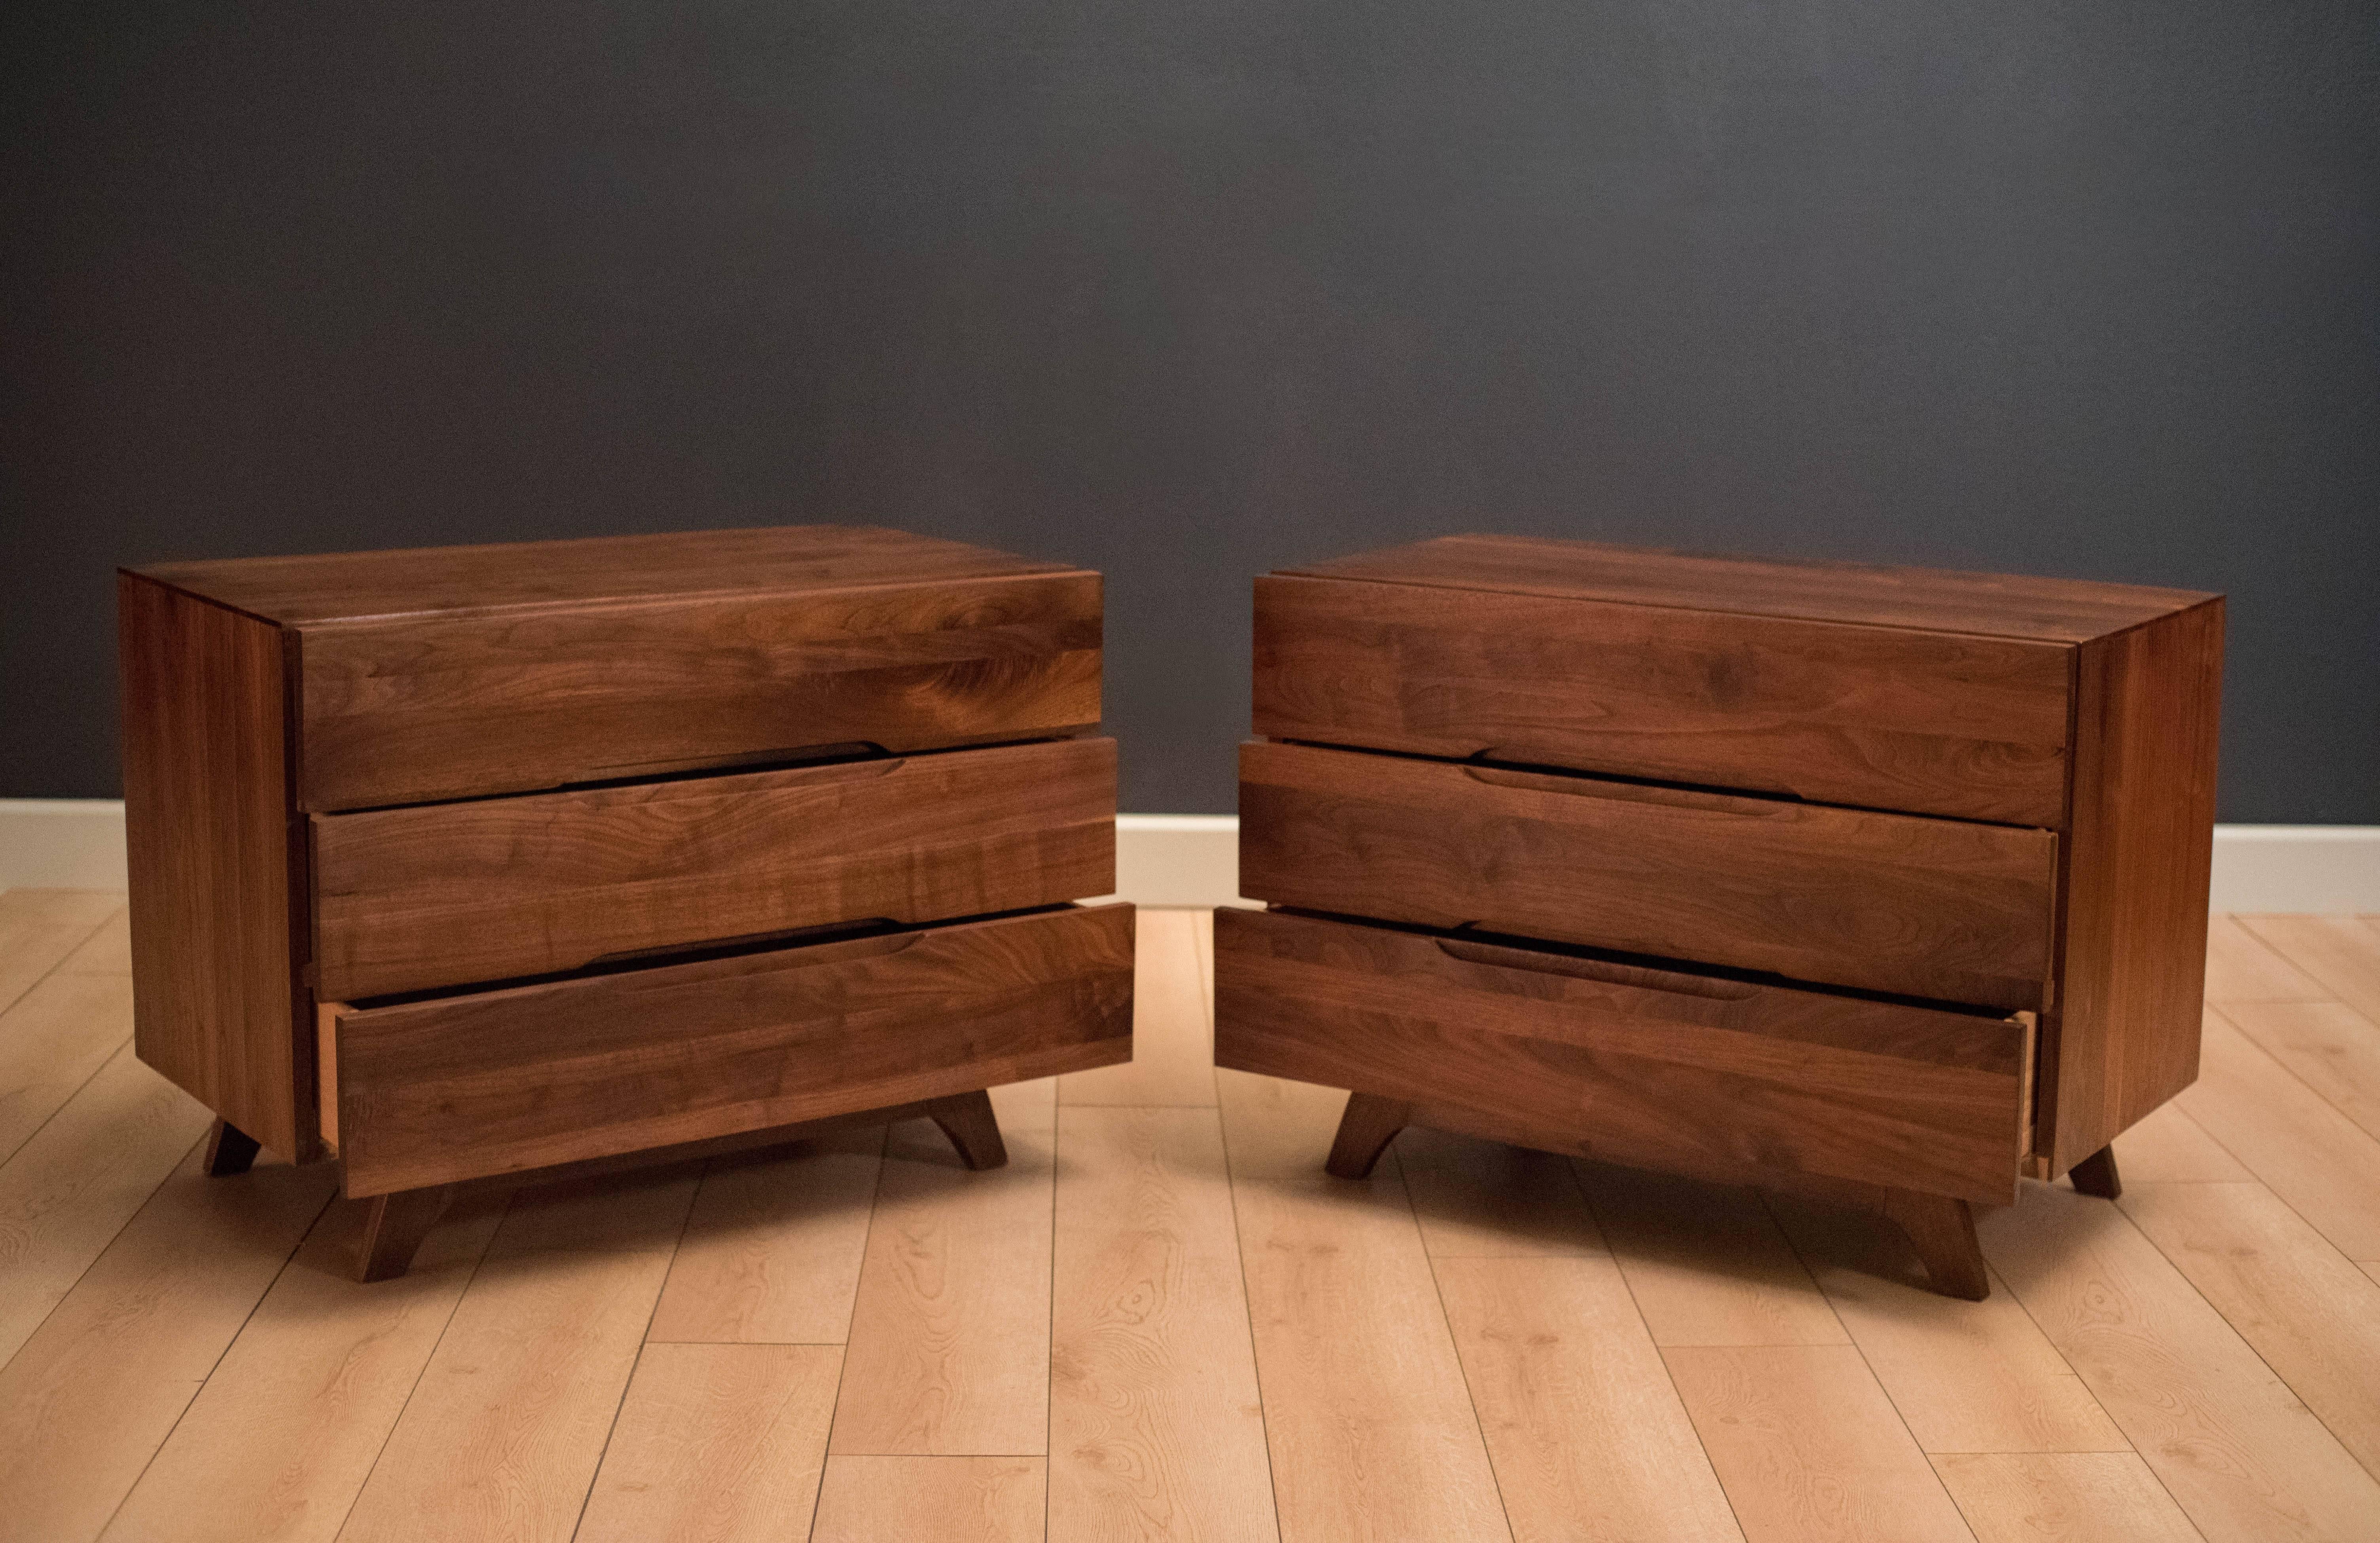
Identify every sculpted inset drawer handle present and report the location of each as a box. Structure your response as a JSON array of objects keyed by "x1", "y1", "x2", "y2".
[
  {"x1": 1434, "y1": 937, "x2": 1758, "y2": 1001},
  {"x1": 1461, "y1": 762, "x2": 1781, "y2": 816}
]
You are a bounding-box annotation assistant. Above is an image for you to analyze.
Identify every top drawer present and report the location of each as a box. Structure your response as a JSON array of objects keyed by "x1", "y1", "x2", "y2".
[
  {"x1": 295, "y1": 572, "x2": 1102, "y2": 810},
  {"x1": 1254, "y1": 574, "x2": 2074, "y2": 827}
]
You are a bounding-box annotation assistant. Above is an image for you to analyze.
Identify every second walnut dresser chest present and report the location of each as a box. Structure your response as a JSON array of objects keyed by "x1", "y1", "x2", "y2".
[{"x1": 1213, "y1": 535, "x2": 2222, "y2": 1297}]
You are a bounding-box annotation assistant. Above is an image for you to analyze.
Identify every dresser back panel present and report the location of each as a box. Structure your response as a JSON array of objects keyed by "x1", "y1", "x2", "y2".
[{"x1": 119, "y1": 574, "x2": 312, "y2": 1159}]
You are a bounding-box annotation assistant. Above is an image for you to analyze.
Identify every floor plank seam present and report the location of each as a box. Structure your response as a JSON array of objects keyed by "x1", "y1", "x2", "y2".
[
  {"x1": 0, "y1": 905, "x2": 117, "y2": 1019},
  {"x1": 87, "y1": 1185, "x2": 343, "y2": 1540},
  {"x1": 0, "y1": 1033, "x2": 131, "y2": 1171},
  {"x1": 804, "y1": 1126, "x2": 892, "y2": 1543},
  {"x1": 328, "y1": 1185, "x2": 515, "y2": 1543},
  {"x1": 1213, "y1": 1102, "x2": 1290, "y2": 1543},
  {"x1": 566, "y1": 1168, "x2": 704, "y2": 1543}
]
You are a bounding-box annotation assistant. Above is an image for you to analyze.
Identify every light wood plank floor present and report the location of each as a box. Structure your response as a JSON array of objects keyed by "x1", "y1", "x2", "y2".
[{"x1": 4, "y1": 894, "x2": 2379, "y2": 1542}]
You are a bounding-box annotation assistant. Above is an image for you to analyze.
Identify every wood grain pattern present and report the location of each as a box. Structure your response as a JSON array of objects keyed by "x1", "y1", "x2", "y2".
[
  {"x1": 1287, "y1": 532, "x2": 2216, "y2": 642},
  {"x1": 1049, "y1": 1107, "x2": 1277, "y2": 1543},
  {"x1": 0, "y1": 891, "x2": 122, "y2": 1012},
  {"x1": 1232, "y1": 1177, "x2": 1512, "y2": 1543},
  {"x1": 1932, "y1": 1453, "x2": 2205, "y2": 1543},
  {"x1": 2038, "y1": 598, "x2": 2222, "y2": 1171},
  {"x1": 1239, "y1": 739, "x2": 2058, "y2": 1011},
  {"x1": 296, "y1": 571, "x2": 1102, "y2": 810},
  {"x1": 98, "y1": 1191, "x2": 508, "y2": 1543},
  {"x1": 328, "y1": 905, "x2": 1134, "y2": 1196},
  {"x1": 311, "y1": 736, "x2": 1117, "y2": 998},
  {"x1": 2119, "y1": 1181, "x2": 2380, "y2": 1476},
  {"x1": 0, "y1": 1045, "x2": 215, "y2": 1362},
  {"x1": 811, "y1": 1456, "x2": 1047, "y2": 1543},
  {"x1": 2202, "y1": 915, "x2": 2330, "y2": 1002},
  {"x1": 1664, "y1": 1344, "x2": 1978, "y2": 1543},
  {"x1": 646, "y1": 1127, "x2": 887, "y2": 1344},
  {"x1": 830, "y1": 1092, "x2": 1058, "y2": 1455},
  {"x1": 1395, "y1": 1126, "x2": 1608, "y2": 1258},
  {"x1": 2219, "y1": 999, "x2": 2380, "y2": 1140},
  {"x1": 1575, "y1": 1161, "x2": 1850, "y2": 1347},
  {"x1": 1980, "y1": 1181, "x2": 2380, "y2": 1543},
  {"x1": 0, "y1": 1146, "x2": 334, "y2": 1543},
  {"x1": 1434, "y1": 1255, "x2": 1745, "y2": 1543},
  {"x1": 1057, "y1": 907, "x2": 1218, "y2": 1107},
  {"x1": 2111, "y1": 1102, "x2": 2249, "y2": 1183},
  {"x1": 1256, "y1": 570, "x2": 2075, "y2": 825},
  {"x1": 118, "y1": 572, "x2": 310, "y2": 1160},
  {"x1": 1214, "y1": 907, "x2": 2029, "y2": 1203},
  {"x1": 575, "y1": 1343, "x2": 841, "y2": 1543},
  {"x1": 1767, "y1": 1195, "x2": 2126, "y2": 1454},
  {"x1": 2239, "y1": 914, "x2": 2380, "y2": 1024},
  {"x1": 0, "y1": 972, "x2": 129, "y2": 1162},
  {"x1": 137, "y1": 523, "x2": 1075, "y2": 623},
  {"x1": 2181, "y1": 1010, "x2": 2380, "y2": 1259},
  {"x1": 334, "y1": 1170, "x2": 699, "y2": 1543}
]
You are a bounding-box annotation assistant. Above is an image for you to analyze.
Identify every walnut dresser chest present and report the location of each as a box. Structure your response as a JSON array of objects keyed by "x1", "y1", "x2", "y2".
[
  {"x1": 1213, "y1": 534, "x2": 2222, "y2": 1297},
  {"x1": 120, "y1": 525, "x2": 1133, "y2": 1280}
]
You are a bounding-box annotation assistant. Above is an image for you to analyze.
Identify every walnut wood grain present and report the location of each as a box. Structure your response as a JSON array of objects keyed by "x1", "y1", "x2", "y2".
[
  {"x1": 292, "y1": 572, "x2": 1103, "y2": 810},
  {"x1": 135, "y1": 523, "x2": 1077, "y2": 626},
  {"x1": 2037, "y1": 598, "x2": 2223, "y2": 1170},
  {"x1": 1214, "y1": 909, "x2": 2027, "y2": 1204},
  {"x1": 1256, "y1": 572, "x2": 2075, "y2": 826},
  {"x1": 311, "y1": 737, "x2": 1118, "y2": 999},
  {"x1": 325, "y1": 905, "x2": 1134, "y2": 1197},
  {"x1": 1238, "y1": 740, "x2": 2058, "y2": 1012},
  {"x1": 117, "y1": 573, "x2": 313, "y2": 1161},
  {"x1": 1287, "y1": 533, "x2": 2215, "y2": 642}
]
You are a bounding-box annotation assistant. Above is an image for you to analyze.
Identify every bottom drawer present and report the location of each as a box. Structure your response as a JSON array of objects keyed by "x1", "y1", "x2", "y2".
[
  {"x1": 1213, "y1": 908, "x2": 2028, "y2": 1204},
  {"x1": 320, "y1": 903, "x2": 1134, "y2": 1196}
]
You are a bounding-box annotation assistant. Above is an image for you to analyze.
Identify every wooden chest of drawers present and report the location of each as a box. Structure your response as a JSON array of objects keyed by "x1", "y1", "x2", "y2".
[
  {"x1": 121, "y1": 525, "x2": 1133, "y2": 1278},
  {"x1": 1216, "y1": 534, "x2": 2222, "y2": 1297}
]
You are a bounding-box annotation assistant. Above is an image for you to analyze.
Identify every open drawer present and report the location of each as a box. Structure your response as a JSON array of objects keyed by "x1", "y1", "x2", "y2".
[
  {"x1": 1213, "y1": 907, "x2": 2030, "y2": 1204},
  {"x1": 317, "y1": 903, "x2": 1134, "y2": 1196}
]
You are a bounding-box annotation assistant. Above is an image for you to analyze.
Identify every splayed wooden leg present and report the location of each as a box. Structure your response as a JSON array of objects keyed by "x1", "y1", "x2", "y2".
[
  {"x1": 2067, "y1": 1144, "x2": 2122, "y2": 1199},
  {"x1": 202, "y1": 1118, "x2": 261, "y2": 1176},
  {"x1": 925, "y1": 1090, "x2": 1009, "y2": 1170},
  {"x1": 1325, "y1": 1092, "x2": 1414, "y2": 1179},
  {"x1": 1878, "y1": 1191, "x2": 1990, "y2": 1301},
  {"x1": 354, "y1": 1185, "x2": 453, "y2": 1282}
]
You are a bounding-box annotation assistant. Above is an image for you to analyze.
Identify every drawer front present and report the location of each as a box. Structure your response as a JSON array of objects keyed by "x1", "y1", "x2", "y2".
[
  {"x1": 323, "y1": 903, "x2": 1134, "y2": 1196},
  {"x1": 296, "y1": 572, "x2": 1102, "y2": 810},
  {"x1": 1239, "y1": 740, "x2": 2056, "y2": 1011},
  {"x1": 1213, "y1": 909, "x2": 2026, "y2": 1204},
  {"x1": 314, "y1": 737, "x2": 1116, "y2": 1000},
  {"x1": 1254, "y1": 574, "x2": 2073, "y2": 827}
]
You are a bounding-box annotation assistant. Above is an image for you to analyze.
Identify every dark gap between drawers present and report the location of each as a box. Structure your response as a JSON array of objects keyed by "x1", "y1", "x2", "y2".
[
  {"x1": 322, "y1": 730, "x2": 1103, "y2": 816},
  {"x1": 1260, "y1": 736, "x2": 2055, "y2": 833},
  {"x1": 1260, "y1": 904, "x2": 2023, "y2": 1021},
  {"x1": 338, "y1": 899, "x2": 1095, "y2": 1010}
]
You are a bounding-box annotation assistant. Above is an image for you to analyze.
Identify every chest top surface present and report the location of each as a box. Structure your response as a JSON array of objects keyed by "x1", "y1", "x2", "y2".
[
  {"x1": 128, "y1": 524, "x2": 1085, "y2": 625},
  {"x1": 1282, "y1": 534, "x2": 2217, "y2": 643}
]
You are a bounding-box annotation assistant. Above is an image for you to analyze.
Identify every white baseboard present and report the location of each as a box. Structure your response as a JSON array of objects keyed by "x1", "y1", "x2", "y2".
[
  {"x1": 3, "y1": 801, "x2": 2372, "y2": 914},
  {"x1": 0, "y1": 800, "x2": 131, "y2": 889}
]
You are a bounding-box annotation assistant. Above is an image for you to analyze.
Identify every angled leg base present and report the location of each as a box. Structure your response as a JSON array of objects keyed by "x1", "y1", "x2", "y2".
[
  {"x1": 203, "y1": 1119, "x2": 262, "y2": 1177},
  {"x1": 354, "y1": 1185, "x2": 454, "y2": 1282},
  {"x1": 1878, "y1": 1191, "x2": 1990, "y2": 1301},
  {"x1": 925, "y1": 1090, "x2": 1009, "y2": 1171},
  {"x1": 1326, "y1": 1093, "x2": 1415, "y2": 1179},
  {"x1": 2067, "y1": 1144, "x2": 2122, "y2": 1200}
]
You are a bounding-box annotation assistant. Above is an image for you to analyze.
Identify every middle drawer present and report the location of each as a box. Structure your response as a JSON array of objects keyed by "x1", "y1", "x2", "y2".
[
  {"x1": 313, "y1": 735, "x2": 1116, "y2": 999},
  {"x1": 1239, "y1": 739, "x2": 2056, "y2": 1011}
]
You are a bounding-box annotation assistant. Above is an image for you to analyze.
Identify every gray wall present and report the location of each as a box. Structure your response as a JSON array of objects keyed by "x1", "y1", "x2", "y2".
[{"x1": 5, "y1": 0, "x2": 2374, "y2": 819}]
